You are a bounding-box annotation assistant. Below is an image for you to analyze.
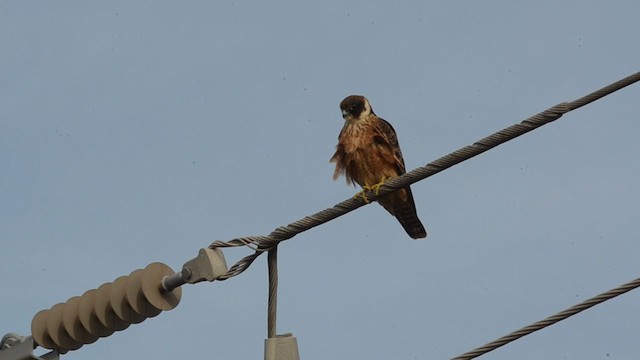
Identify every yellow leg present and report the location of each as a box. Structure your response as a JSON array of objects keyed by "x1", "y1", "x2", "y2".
[
  {"x1": 353, "y1": 177, "x2": 390, "y2": 203},
  {"x1": 353, "y1": 189, "x2": 370, "y2": 203},
  {"x1": 368, "y1": 176, "x2": 390, "y2": 195}
]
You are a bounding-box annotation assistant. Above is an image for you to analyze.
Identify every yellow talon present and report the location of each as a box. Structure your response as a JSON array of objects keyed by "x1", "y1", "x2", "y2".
[
  {"x1": 354, "y1": 177, "x2": 390, "y2": 203},
  {"x1": 369, "y1": 176, "x2": 389, "y2": 195},
  {"x1": 354, "y1": 189, "x2": 370, "y2": 203}
]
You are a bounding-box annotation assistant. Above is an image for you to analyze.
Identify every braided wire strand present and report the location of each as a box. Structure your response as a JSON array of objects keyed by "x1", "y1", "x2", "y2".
[
  {"x1": 209, "y1": 71, "x2": 640, "y2": 281},
  {"x1": 451, "y1": 277, "x2": 640, "y2": 359},
  {"x1": 267, "y1": 247, "x2": 278, "y2": 338}
]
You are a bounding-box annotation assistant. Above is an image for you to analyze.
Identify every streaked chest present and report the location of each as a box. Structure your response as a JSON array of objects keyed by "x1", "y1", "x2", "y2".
[{"x1": 339, "y1": 119, "x2": 376, "y2": 153}]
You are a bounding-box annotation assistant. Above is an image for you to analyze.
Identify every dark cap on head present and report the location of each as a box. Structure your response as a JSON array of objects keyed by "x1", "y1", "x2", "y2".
[{"x1": 340, "y1": 95, "x2": 370, "y2": 119}]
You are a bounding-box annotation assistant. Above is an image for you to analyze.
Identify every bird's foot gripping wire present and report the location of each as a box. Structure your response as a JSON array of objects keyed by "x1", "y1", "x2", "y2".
[
  {"x1": 368, "y1": 176, "x2": 389, "y2": 195},
  {"x1": 353, "y1": 177, "x2": 390, "y2": 204},
  {"x1": 353, "y1": 189, "x2": 370, "y2": 203}
]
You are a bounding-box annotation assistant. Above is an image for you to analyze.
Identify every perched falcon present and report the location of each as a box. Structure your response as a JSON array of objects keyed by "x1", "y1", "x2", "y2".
[{"x1": 330, "y1": 95, "x2": 427, "y2": 239}]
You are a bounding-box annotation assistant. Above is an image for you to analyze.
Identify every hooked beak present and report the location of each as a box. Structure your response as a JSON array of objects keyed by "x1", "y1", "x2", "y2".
[{"x1": 341, "y1": 110, "x2": 348, "y2": 119}]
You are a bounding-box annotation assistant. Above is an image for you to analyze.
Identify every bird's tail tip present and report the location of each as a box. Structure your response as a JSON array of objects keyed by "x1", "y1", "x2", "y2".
[{"x1": 409, "y1": 227, "x2": 427, "y2": 239}]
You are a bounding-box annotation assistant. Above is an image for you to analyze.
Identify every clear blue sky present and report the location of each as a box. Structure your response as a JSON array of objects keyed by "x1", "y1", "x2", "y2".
[{"x1": 2, "y1": 2, "x2": 639, "y2": 359}]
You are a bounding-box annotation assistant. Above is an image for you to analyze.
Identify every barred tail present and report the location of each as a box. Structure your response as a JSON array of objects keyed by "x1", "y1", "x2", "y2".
[{"x1": 379, "y1": 186, "x2": 427, "y2": 239}]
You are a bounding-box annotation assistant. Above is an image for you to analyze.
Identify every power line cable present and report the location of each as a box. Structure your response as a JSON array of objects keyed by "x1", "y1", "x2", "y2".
[
  {"x1": 451, "y1": 276, "x2": 640, "y2": 359},
  {"x1": 209, "y1": 71, "x2": 640, "y2": 281}
]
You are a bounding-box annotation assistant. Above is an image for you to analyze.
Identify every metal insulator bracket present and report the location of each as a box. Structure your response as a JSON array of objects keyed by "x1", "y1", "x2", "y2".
[
  {"x1": 162, "y1": 248, "x2": 228, "y2": 291},
  {"x1": 0, "y1": 334, "x2": 58, "y2": 360}
]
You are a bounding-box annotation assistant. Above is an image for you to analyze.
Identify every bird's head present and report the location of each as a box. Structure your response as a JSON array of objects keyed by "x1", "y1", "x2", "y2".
[{"x1": 340, "y1": 95, "x2": 372, "y2": 122}]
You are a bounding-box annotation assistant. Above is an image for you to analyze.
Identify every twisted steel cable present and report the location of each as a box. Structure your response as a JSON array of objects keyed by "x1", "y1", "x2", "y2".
[
  {"x1": 267, "y1": 247, "x2": 278, "y2": 338},
  {"x1": 209, "y1": 71, "x2": 640, "y2": 281},
  {"x1": 451, "y1": 277, "x2": 640, "y2": 359}
]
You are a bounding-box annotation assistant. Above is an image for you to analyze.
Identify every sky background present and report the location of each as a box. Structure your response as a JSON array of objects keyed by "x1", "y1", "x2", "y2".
[{"x1": 2, "y1": 1, "x2": 639, "y2": 359}]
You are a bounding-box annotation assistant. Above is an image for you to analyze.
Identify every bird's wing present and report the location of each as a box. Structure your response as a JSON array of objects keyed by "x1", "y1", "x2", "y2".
[{"x1": 372, "y1": 117, "x2": 406, "y2": 174}]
